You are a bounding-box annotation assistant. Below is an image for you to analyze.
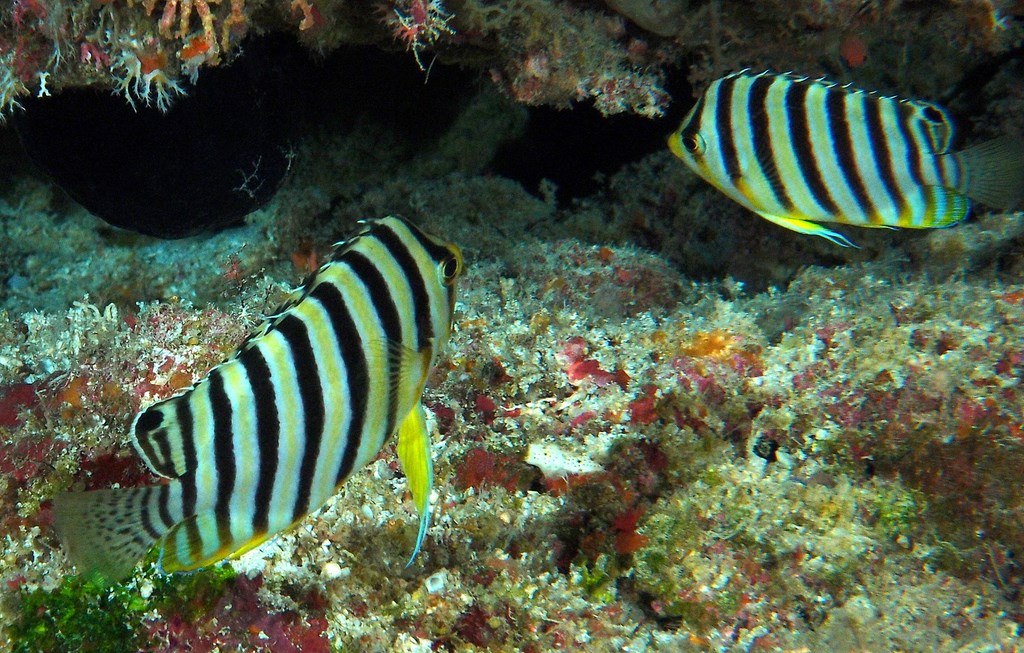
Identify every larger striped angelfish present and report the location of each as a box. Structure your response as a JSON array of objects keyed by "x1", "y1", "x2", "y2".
[
  {"x1": 668, "y1": 70, "x2": 1024, "y2": 247},
  {"x1": 53, "y1": 216, "x2": 463, "y2": 582}
]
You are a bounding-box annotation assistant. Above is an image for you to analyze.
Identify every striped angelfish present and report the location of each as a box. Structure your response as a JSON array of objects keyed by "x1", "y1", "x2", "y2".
[
  {"x1": 668, "y1": 70, "x2": 1024, "y2": 246},
  {"x1": 54, "y1": 216, "x2": 463, "y2": 582}
]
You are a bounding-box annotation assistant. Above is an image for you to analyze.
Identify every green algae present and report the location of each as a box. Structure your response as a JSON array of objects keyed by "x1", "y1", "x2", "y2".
[
  {"x1": 873, "y1": 484, "x2": 925, "y2": 542},
  {"x1": 573, "y1": 555, "x2": 616, "y2": 604},
  {"x1": 150, "y1": 563, "x2": 238, "y2": 621},
  {"x1": 9, "y1": 565, "x2": 237, "y2": 653},
  {"x1": 10, "y1": 575, "x2": 149, "y2": 653}
]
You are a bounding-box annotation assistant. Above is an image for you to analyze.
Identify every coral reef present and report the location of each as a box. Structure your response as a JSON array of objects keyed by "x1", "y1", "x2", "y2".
[
  {"x1": 2, "y1": 80, "x2": 1024, "y2": 646},
  {"x1": 1, "y1": 1, "x2": 1024, "y2": 649},
  {"x1": 1, "y1": 0, "x2": 1022, "y2": 117}
]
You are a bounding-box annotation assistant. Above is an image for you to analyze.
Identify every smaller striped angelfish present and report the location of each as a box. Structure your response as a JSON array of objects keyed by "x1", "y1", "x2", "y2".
[
  {"x1": 668, "y1": 70, "x2": 1024, "y2": 247},
  {"x1": 53, "y1": 216, "x2": 463, "y2": 582}
]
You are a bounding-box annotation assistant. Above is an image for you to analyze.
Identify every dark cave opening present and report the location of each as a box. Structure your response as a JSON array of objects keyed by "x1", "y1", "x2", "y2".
[{"x1": 1, "y1": 35, "x2": 697, "y2": 233}]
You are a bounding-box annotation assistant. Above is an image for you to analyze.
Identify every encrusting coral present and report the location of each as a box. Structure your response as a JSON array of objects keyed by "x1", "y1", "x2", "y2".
[
  {"x1": 2, "y1": 144, "x2": 1024, "y2": 647},
  {"x1": 0, "y1": 0, "x2": 1022, "y2": 116}
]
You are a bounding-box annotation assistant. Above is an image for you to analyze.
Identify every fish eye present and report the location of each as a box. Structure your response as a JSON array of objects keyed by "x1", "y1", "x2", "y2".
[
  {"x1": 681, "y1": 130, "x2": 706, "y2": 155},
  {"x1": 440, "y1": 246, "x2": 463, "y2": 284}
]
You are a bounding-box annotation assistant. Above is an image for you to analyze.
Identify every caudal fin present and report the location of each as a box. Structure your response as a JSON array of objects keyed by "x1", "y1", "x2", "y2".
[
  {"x1": 956, "y1": 135, "x2": 1024, "y2": 210},
  {"x1": 53, "y1": 485, "x2": 170, "y2": 583}
]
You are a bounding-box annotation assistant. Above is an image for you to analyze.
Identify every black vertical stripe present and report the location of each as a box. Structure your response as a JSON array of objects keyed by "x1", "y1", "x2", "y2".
[
  {"x1": 240, "y1": 348, "x2": 279, "y2": 534},
  {"x1": 864, "y1": 96, "x2": 905, "y2": 218},
  {"x1": 680, "y1": 96, "x2": 705, "y2": 156},
  {"x1": 139, "y1": 487, "x2": 161, "y2": 540},
  {"x1": 175, "y1": 397, "x2": 197, "y2": 517},
  {"x1": 826, "y1": 89, "x2": 872, "y2": 217},
  {"x1": 375, "y1": 225, "x2": 434, "y2": 348},
  {"x1": 310, "y1": 282, "x2": 368, "y2": 486},
  {"x1": 787, "y1": 80, "x2": 839, "y2": 215},
  {"x1": 134, "y1": 407, "x2": 163, "y2": 432},
  {"x1": 275, "y1": 315, "x2": 326, "y2": 522},
  {"x1": 208, "y1": 370, "x2": 235, "y2": 546},
  {"x1": 151, "y1": 430, "x2": 173, "y2": 477},
  {"x1": 895, "y1": 102, "x2": 926, "y2": 189},
  {"x1": 346, "y1": 251, "x2": 403, "y2": 440},
  {"x1": 134, "y1": 413, "x2": 160, "y2": 472},
  {"x1": 748, "y1": 75, "x2": 793, "y2": 210},
  {"x1": 346, "y1": 252, "x2": 402, "y2": 344},
  {"x1": 715, "y1": 75, "x2": 741, "y2": 183},
  {"x1": 394, "y1": 217, "x2": 455, "y2": 268},
  {"x1": 158, "y1": 482, "x2": 173, "y2": 529},
  {"x1": 185, "y1": 517, "x2": 203, "y2": 562}
]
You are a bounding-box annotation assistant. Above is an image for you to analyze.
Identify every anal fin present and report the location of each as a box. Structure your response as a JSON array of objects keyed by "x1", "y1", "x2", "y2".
[
  {"x1": 397, "y1": 401, "x2": 434, "y2": 566},
  {"x1": 754, "y1": 210, "x2": 858, "y2": 248}
]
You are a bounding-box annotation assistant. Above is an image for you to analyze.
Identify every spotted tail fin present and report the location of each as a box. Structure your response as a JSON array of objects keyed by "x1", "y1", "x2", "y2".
[{"x1": 53, "y1": 482, "x2": 178, "y2": 583}]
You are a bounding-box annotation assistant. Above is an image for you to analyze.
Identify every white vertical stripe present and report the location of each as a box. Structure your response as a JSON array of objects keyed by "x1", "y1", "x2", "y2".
[
  {"x1": 937, "y1": 151, "x2": 962, "y2": 189},
  {"x1": 877, "y1": 97, "x2": 920, "y2": 226},
  {"x1": 729, "y1": 75, "x2": 769, "y2": 211},
  {"x1": 703, "y1": 81, "x2": 731, "y2": 197},
  {"x1": 845, "y1": 92, "x2": 897, "y2": 223},
  {"x1": 160, "y1": 480, "x2": 186, "y2": 527},
  {"x1": 218, "y1": 360, "x2": 259, "y2": 544},
  {"x1": 805, "y1": 83, "x2": 862, "y2": 221},
  {"x1": 310, "y1": 270, "x2": 364, "y2": 495},
  {"x1": 330, "y1": 262, "x2": 391, "y2": 476},
  {"x1": 387, "y1": 219, "x2": 453, "y2": 371},
  {"x1": 765, "y1": 76, "x2": 808, "y2": 215},
  {"x1": 188, "y1": 382, "x2": 219, "y2": 516},
  {"x1": 293, "y1": 292, "x2": 352, "y2": 510},
  {"x1": 260, "y1": 330, "x2": 306, "y2": 535}
]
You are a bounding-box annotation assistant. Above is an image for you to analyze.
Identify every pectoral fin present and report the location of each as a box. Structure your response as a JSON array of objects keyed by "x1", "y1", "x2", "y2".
[{"x1": 397, "y1": 401, "x2": 433, "y2": 566}]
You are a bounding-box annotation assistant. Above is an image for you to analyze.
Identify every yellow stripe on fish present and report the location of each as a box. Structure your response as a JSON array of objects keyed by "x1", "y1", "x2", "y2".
[
  {"x1": 53, "y1": 216, "x2": 463, "y2": 582},
  {"x1": 668, "y1": 70, "x2": 1024, "y2": 247}
]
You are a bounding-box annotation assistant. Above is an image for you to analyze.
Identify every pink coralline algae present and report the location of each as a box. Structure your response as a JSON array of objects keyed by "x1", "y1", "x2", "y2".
[
  {"x1": 145, "y1": 574, "x2": 330, "y2": 653},
  {"x1": 0, "y1": 383, "x2": 38, "y2": 428}
]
